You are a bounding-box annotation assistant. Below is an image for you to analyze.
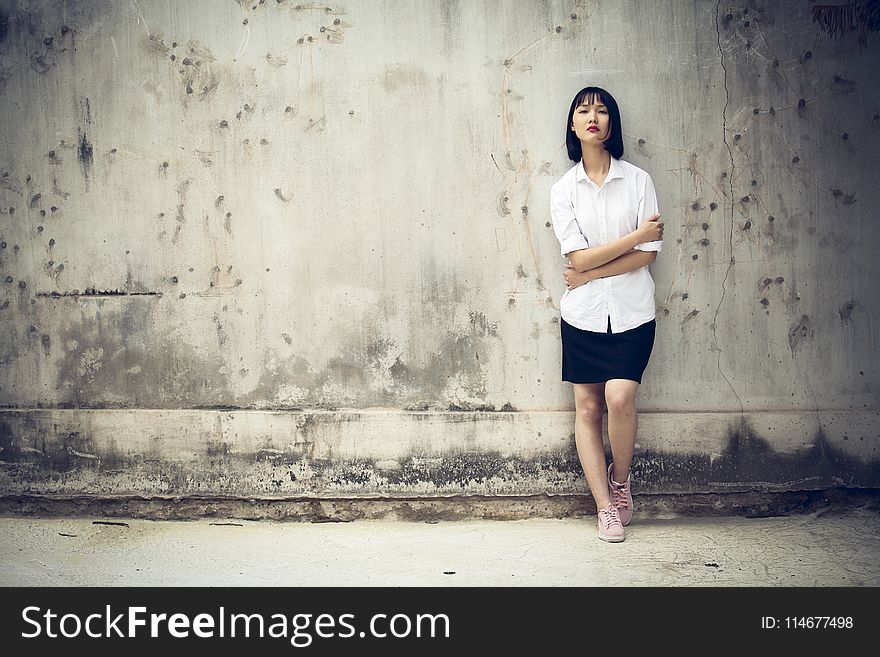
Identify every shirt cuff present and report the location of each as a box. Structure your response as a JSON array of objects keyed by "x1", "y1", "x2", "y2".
[
  {"x1": 634, "y1": 240, "x2": 662, "y2": 252},
  {"x1": 560, "y1": 236, "x2": 589, "y2": 256}
]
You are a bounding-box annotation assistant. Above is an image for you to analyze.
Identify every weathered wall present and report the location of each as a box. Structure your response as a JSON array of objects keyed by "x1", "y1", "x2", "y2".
[{"x1": 1, "y1": 0, "x2": 878, "y2": 504}]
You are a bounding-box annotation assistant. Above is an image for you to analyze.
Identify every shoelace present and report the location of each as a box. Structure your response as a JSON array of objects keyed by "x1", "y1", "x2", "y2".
[
  {"x1": 611, "y1": 482, "x2": 630, "y2": 510},
  {"x1": 599, "y1": 505, "x2": 622, "y2": 528}
]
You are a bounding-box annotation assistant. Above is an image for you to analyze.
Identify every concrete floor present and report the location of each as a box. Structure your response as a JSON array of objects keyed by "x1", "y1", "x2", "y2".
[{"x1": 2, "y1": 510, "x2": 878, "y2": 586}]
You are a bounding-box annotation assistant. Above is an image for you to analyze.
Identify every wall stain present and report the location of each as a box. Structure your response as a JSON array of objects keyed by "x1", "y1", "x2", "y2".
[
  {"x1": 819, "y1": 230, "x2": 857, "y2": 255},
  {"x1": 212, "y1": 312, "x2": 228, "y2": 347},
  {"x1": 77, "y1": 133, "x2": 93, "y2": 184},
  {"x1": 379, "y1": 64, "x2": 429, "y2": 93},
  {"x1": 830, "y1": 188, "x2": 857, "y2": 205},
  {"x1": 238, "y1": 305, "x2": 499, "y2": 410},
  {"x1": 468, "y1": 311, "x2": 498, "y2": 337},
  {"x1": 195, "y1": 149, "x2": 214, "y2": 167},
  {"x1": 838, "y1": 300, "x2": 857, "y2": 323},
  {"x1": 76, "y1": 97, "x2": 95, "y2": 187},
  {"x1": 144, "y1": 33, "x2": 171, "y2": 57},
  {"x1": 627, "y1": 417, "x2": 878, "y2": 499},
  {"x1": 497, "y1": 191, "x2": 511, "y2": 216},
  {"x1": 144, "y1": 35, "x2": 220, "y2": 101},
  {"x1": 5, "y1": 424, "x2": 124, "y2": 473},
  {"x1": 42, "y1": 259, "x2": 64, "y2": 285},
  {"x1": 2, "y1": 414, "x2": 877, "y2": 496},
  {"x1": 635, "y1": 137, "x2": 653, "y2": 158},
  {"x1": 318, "y1": 22, "x2": 345, "y2": 44},
  {"x1": 181, "y1": 40, "x2": 220, "y2": 100},
  {"x1": 206, "y1": 439, "x2": 231, "y2": 457},
  {"x1": 304, "y1": 115, "x2": 327, "y2": 132},
  {"x1": 45, "y1": 301, "x2": 233, "y2": 408},
  {"x1": 787, "y1": 315, "x2": 813, "y2": 357},
  {"x1": 35, "y1": 289, "x2": 161, "y2": 298},
  {"x1": 831, "y1": 74, "x2": 856, "y2": 94},
  {"x1": 0, "y1": 170, "x2": 21, "y2": 196},
  {"x1": 52, "y1": 178, "x2": 70, "y2": 200},
  {"x1": 172, "y1": 179, "x2": 190, "y2": 244},
  {"x1": 682, "y1": 309, "x2": 700, "y2": 324},
  {"x1": 0, "y1": 64, "x2": 10, "y2": 98}
]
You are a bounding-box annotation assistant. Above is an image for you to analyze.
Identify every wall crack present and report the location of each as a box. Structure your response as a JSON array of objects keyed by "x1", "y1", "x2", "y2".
[{"x1": 712, "y1": 0, "x2": 743, "y2": 414}]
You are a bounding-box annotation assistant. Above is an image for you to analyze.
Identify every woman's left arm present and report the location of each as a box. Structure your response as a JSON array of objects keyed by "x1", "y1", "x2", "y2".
[{"x1": 564, "y1": 250, "x2": 657, "y2": 289}]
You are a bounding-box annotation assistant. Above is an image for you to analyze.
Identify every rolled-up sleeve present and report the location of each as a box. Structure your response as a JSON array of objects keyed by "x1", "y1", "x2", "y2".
[
  {"x1": 550, "y1": 184, "x2": 589, "y2": 256},
  {"x1": 633, "y1": 174, "x2": 662, "y2": 253}
]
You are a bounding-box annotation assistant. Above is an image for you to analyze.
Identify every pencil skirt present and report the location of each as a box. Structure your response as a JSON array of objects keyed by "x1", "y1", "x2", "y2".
[{"x1": 561, "y1": 316, "x2": 656, "y2": 384}]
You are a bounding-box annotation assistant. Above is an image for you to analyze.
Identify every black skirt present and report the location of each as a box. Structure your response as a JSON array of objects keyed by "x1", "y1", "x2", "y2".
[{"x1": 561, "y1": 316, "x2": 656, "y2": 384}]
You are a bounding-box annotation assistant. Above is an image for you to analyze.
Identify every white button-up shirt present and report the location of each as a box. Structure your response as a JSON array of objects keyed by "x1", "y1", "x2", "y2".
[{"x1": 550, "y1": 157, "x2": 662, "y2": 333}]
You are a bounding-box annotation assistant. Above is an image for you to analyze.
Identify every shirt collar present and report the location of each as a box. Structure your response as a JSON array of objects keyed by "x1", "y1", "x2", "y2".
[{"x1": 576, "y1": 157, "x2": 624, "y2": 185}]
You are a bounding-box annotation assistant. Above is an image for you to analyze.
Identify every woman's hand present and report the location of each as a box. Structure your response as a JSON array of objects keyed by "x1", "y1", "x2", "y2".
[
  {"x1": 564, "y1": 264, "x2": 592, "y2": 290},
  {"x1": 634, "y1": 213, "x2": 664, "y2": 243}
]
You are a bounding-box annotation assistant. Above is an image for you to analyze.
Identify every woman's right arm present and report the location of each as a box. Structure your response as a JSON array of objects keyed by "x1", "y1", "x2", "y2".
[{"x1": 566, "y1": 215, "x2": 663, "y2": 273}]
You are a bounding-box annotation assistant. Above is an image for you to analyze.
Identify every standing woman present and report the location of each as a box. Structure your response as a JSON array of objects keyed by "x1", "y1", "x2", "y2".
[{"x1": 550, "y1": 87, "x2": 664, "y2": 543}]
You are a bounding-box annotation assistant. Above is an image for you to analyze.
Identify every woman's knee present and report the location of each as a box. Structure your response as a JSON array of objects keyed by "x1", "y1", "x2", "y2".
[
  {"x1": 575, "y1": 397, "x2": 605, "y2": 422},
  {"x1": 605, "y1": 390, "x2": 636, "y2": 415}
]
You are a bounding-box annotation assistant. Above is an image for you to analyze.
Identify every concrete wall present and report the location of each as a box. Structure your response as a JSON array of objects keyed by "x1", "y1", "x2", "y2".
[{"x1": 1, "y1": 0, "x2": 878, "y2": 506}]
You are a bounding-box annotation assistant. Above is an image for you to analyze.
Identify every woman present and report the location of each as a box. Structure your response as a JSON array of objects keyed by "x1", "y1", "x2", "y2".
[{"x1": 550, "y1": 86, "x2": 664, "y2": 543}]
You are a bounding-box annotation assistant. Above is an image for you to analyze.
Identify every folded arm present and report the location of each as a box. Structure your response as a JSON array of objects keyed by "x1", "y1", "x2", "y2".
[
  {"x1": 564, "y1": 250, "x2": 657, "y2": 289},
  {"x1": 565, "y1": 233, "x2": 641, "y2": 273}
]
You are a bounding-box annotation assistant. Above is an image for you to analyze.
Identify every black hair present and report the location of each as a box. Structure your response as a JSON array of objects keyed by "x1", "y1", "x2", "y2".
[{"x1": 565, "y1": 86, "x2": 624, "y2": 162}]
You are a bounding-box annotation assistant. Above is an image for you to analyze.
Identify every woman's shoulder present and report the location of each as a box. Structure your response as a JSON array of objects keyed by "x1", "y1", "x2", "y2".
[{"x1": 616, "y1": 158, "x2": 653, "y2": 182}]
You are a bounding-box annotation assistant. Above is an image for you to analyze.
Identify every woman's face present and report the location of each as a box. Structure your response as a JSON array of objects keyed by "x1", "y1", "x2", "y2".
[{"x1": 571, "y1": 98, "x2": 611, "y2": 146}]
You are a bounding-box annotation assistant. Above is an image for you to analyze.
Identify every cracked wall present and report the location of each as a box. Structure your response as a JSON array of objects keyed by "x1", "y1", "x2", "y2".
[{"x1": 0, "y1": 0, "x2": 878, "y2": 500}]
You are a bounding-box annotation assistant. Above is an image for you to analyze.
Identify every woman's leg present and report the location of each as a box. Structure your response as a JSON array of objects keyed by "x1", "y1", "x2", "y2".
[
  {"x1": 572, "y1": 382, "x2": 612, "y2": 508},
  {"x1": 604, "y1": 378, "x2": 640, "y2": 481}
]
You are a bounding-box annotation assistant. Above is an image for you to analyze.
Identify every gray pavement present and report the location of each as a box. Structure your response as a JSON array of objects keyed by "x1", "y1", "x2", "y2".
[{"x1": 2, "y1": 510, "x2": 878, "y2": 586}]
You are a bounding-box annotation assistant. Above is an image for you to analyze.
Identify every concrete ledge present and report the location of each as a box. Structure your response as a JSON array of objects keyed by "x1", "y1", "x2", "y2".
[
  {"x1": 1, "y1": 490, "x2": 878, "y2": 521},
  {"x1": 1, "y1": 409, "x2": 878, "y2": 497}
]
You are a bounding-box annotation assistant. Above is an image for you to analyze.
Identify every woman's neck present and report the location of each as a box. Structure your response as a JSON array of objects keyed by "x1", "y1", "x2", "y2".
[{"x1": 581, "y1": 146, "x2": 611, "y2": 176}]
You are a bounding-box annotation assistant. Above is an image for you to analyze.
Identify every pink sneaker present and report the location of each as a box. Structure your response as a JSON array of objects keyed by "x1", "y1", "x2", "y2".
[
  {"x1": 608, "y1": 462, "x2": 633, "y2": 526},
  {"x1": 596, "y1": 503, "x2": 624, "y2": 542}
]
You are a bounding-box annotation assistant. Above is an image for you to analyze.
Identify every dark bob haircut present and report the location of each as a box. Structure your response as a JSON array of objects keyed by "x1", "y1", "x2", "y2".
[{"x1": 565, "y1": 86, "x2": 624, "y2": 162}]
